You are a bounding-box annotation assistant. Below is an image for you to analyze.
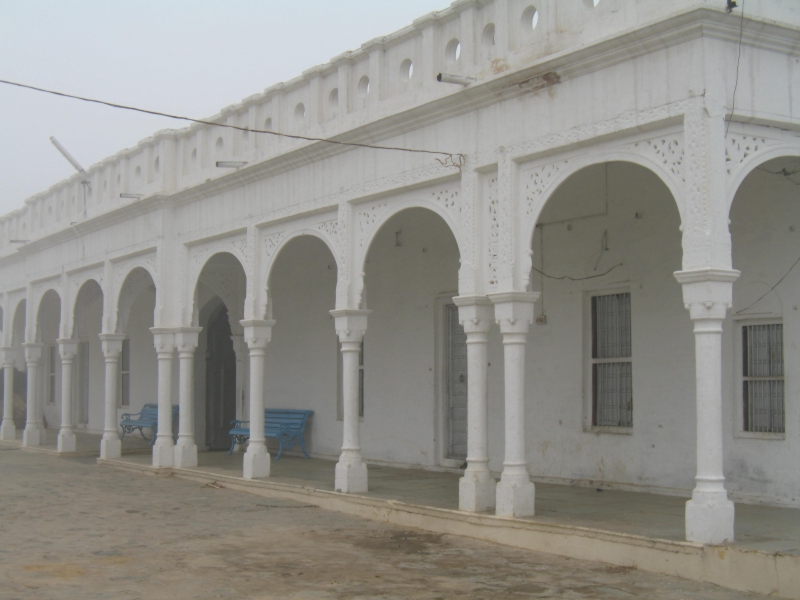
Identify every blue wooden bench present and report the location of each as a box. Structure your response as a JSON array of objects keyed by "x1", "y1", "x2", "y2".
[
  {"x1": 229, "y1": 409, "x2": 314, "y2": 459},
  {"x1": 120, "y1": 403, "x2": 179, "y2": 446}
]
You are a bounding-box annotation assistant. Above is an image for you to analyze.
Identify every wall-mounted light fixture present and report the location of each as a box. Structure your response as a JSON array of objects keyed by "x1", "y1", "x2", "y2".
[
  {"x1": 119, "y1": 193, "x2": 143, "y2": 199},
  {"x1": 216, "y1": 161, "x2": 249, "y2": 169},
  {"x1": 436, "y1": 73, "x2": 476, "y2": 86}
]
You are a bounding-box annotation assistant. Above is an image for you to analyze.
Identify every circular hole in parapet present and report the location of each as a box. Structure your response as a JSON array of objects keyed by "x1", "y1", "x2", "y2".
[
  {"x1": 482, "y1": 23, "x2": 496, "y2": 47},
  {"x1": 215, "y1": 137, "x2": 224, "y2": 151},
  {"x1": 446, "y1": 38, "x2": 461, "y2": 62},
  {"x1": 154, "y1": 156, "x2": 160, "y2": 173},
  {"x1": 522, "y1": 6, "x2": 539, "y2": 31},
  {"x1": 358, "y1": 76, "x2": 370, "y2": 97},
  {"x1": 191, "y1": 148, "x2": 197, "y2": 162},
  {"x1": 329, "y1": 88, "x2": 339, "y2": 107},
  {"x1": 400, "y1": 59, "x2": 414, "y2": 82},
  {"x1": 134, "y1": 166, "x2": 142, "y2": 179},
  {"x1": 295, "y1": 102, "x2": 306, "y2": 120}
]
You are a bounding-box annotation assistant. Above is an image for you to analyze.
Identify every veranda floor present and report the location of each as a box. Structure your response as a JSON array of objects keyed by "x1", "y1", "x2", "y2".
[{"x1": 106, "y1": 449, "x2": 800, "y2": 557}]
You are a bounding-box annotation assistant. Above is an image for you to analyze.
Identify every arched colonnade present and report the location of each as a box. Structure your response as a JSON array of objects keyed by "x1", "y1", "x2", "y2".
[{"x1": 0, "y1": 122, "x2": 797, "y2": 548}]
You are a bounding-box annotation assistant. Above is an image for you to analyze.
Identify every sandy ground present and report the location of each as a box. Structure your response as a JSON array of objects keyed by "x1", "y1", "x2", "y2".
[{"x1": 0, "y1": 447, "x2": 768, "y2": 599}]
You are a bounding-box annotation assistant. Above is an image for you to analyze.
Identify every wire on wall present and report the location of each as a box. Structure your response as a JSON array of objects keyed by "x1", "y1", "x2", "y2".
[
  {"x1": 0, "y1": 78, "x2": 466, "y2": 169},
  {"x1": 725, "y1": 0, "x2": 746, "y2": 138}
]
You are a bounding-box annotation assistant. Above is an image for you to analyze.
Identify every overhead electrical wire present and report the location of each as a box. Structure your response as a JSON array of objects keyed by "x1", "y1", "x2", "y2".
[
  {"x1": 0, "y1": 78, "x2": 466, "y2": 169},
  {"x1": 725, "y1": 0, "x2": 746, "y2": 138}
]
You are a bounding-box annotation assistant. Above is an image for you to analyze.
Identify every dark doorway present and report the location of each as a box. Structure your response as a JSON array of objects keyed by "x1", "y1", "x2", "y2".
[{"x1": 206, "y1": 304, "x2": 237, "y2": 451}]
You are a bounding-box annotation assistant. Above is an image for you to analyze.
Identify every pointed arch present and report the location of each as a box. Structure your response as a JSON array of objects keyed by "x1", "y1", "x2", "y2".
[
  {"x1": 191, "y1": 252, "x2": 247, "y2": 330},
  {"x1": 71, "y1": 279, "x2": 104, "y2": 339},
  {"x1": 115, "y1": 267, "x2": 157, "y2": 334}
]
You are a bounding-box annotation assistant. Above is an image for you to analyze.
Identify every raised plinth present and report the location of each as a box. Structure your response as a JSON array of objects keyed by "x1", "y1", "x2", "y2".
[
  {"x1": 335, "y1": 452, "x2": 368, "y2": 493},
  {"x1": 57, "y1": 430, "x2": 77, "y2": 453},
  {"x1": 174, "y1": 440, "x2": 198, "y2": 468},
  {"x1": 243, "y1": 444, "x2": 270, "y2": 479},
  {"x1": 459, "y1": 466, "x2": 496, "y2": 512},
  {"x1": 496, "y1": 471, "x2": 535, "y2": 518}
]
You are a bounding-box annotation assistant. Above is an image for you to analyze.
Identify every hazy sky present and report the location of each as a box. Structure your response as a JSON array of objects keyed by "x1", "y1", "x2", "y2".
[{"x1": 0, "y1": 0, "x2": 450, "y2": 216}]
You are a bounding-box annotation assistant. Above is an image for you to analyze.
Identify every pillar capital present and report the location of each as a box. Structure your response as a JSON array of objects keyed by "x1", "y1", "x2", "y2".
[
  {"x1": 175, "y1": 327, "x2": 203, "y2": 354},
  {"x1": 674, "y1": 268, "x2": 740, "y2": 321},
  {"x1": 0, "y1": 346, "x2": 16, "y2": 366},
  {"x1": 330, "y1": 309, "x2": 370, "y2": 343},
  {"x1": 240, "y1": 319, "x2": 275, "y2": 349},
  {"x1": 150, "y1": 328, "x2": 175, "y2": 355},
  {"x1": 57, "y1": 339, "x2": 79, "y2": 360},
  {"x1": 22, "y1": 342, "x2": 43, "y2": 363},
  {"x1": 453, "y1": 296, "x2": 493, "y2": 335},
  {"x1": 99, "y1": 333, "x2": 126, "y2": 357},
  {"x1": 230, "y1": 335, "x2": 247, "y2": 362},
  {"x1": 489, "y1": 292, "x2": 539, "y2": 335}
]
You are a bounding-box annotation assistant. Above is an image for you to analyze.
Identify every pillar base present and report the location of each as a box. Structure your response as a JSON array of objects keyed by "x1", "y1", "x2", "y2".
[
  {"x1": 459, "y1": 466, "x2": 496, "y2": 512},
  {"x1": 151, "y1": 437, "x2": 174, "y2": 468},
  {"x1": 496, "y1": 471, "x2": 535, "y2": 517},
  {"x1": 335, "y1": 452, "x2": 368, "y2": 493},
  {"x1": 173, "y1": 440, "x2": 198, "y2": 468},
  {"x1": 57, "y1": 429, "x2": 77, "y2": 453},
  {"x1": 100, "y1": 434, "x2": 122, "y2": 459},
  {"x1": 0, "y1": 420, "x2": 15, "y2": 441},
  {"x1": 243, "y1": 443, "x2": 270, "y2": 479},
  {"x1": 22, "y1": 426, "x2": 42, "y2": 447},
  {"x1": 686, "y1": 493, "x2": 735, "y2": 544}
]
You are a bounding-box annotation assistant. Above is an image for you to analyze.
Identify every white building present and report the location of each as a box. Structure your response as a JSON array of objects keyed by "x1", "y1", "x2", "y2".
[{"x1": 0, "y1": 0, "x2": 798, "y2": 547}]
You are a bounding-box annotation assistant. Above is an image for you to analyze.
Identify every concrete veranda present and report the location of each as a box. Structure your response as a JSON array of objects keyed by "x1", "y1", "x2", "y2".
[
  {"x1": 111, "y1": 449, "x2": 800, "y2": 555},
  {"x1": 0, "y1": 447, "x2": 773, "y2": 599}
]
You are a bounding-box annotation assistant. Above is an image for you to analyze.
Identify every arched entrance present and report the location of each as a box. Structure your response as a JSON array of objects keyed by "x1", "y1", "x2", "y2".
[{"x1": 205, "y1": 302, "x2": 237, "y2": 451}]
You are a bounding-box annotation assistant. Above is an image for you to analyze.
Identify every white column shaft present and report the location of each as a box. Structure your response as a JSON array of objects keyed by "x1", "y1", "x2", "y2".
[
  {"x1": 22, "y1": 359, "x2": 42, "y2": 446},
  {"x1": 466, "y1": 333, "x2": 489, "y2": 465},
  {"x1": 151, "y1": 351, "x2": 175, "y2": 467},
  {"x1": 694, "y1": 321, "x2": 725, "y2": 492},
  {"x1": 503, "y1": 334, "x2": 528, "y2": 469},
  {"x1": 0, "y1": 361, "x2": 15, "y2": 440},
  {"x1": 247, "y1": 349, "x2": 266, "y2": 445},
  {"x1": 57, "y1": 347, "x2": 77, "y2": 453},
  {"x1": 103, "y1": 356, "x2": 120, "y2": 436},
  {"x1": 340, "y1": 342, "x2": 361, "y2": 453}
]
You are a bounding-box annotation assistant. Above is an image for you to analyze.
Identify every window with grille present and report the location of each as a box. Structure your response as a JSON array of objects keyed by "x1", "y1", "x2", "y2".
[
  {"x1": 591, "y1": 292, "x2": 632, "y2": 427},
  {"x1": 120, "y1": 338, "x2": 131, "y2": 407},
  {"x1": 48, "y1": 344, "x2": 57, "y2": 405},
  {"x1": 742, "y1": 324, "x2": 784, "y2": 433},
  {"x1": 337, "y1": 339, "x2": 364, "y2": 420}
]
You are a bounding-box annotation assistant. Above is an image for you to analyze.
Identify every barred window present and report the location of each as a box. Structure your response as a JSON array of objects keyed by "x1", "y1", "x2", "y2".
[
  {"x1": 743, "y1": 324, "x2": 784, "y2": 433},
  {"x1": 591, "y1": 293, "x2": 632, "y2": 427}
]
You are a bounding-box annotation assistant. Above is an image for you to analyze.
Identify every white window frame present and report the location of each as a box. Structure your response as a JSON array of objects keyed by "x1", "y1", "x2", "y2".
[
  {"x1": 583, "y1": 287, "x2": 633, "y2": 434},
  {"x1": 733, "y1": 318, "x2": 786, "y2": 440}
]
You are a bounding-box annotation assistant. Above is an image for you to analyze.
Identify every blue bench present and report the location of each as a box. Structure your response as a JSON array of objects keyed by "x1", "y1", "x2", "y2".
[
  {"x1": 120, "y1": 403, "x2": 179, "y2": 446},
  {"x1": 229, "y1": 409, "x2": 314, "y2": 459}
]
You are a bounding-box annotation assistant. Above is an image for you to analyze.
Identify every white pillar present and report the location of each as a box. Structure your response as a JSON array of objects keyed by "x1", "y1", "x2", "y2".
[
  {"x1": 150, "y1": 328, "x2": 175, "y2": 468},
  {"x1": 454, "y1": 296, "x2": 495, "y2": 512},
  {"x1": 56, "y1": 339, "x2": 78, "y2": 452},
  {"x1": 231, "y1": 335, "x2": 247, "y2": 422},
  {"x1": 99, "y1": 334, "x2": 124, "y2": 459},
  {"x1": 174, "y1": 327, "x2": 202, "y2": 468},
  {"x1": 22, "y1": 343, "x2": 43, "y2": 447},
  {"x1": 0, "y1": 347, "x2": 16, "y2": 441},
  {"x1": 240, "y1": 320, "x2": 274, "y2": 479},
  {"x1": 330, "y1": 309, "x2": 370, "y2": 493},
  {"x1": 489, "y1": 292, "x2": 538, "y2": 517},
  {"x1": 675, "y1": 268, "x2": 739, "y2": 544}
]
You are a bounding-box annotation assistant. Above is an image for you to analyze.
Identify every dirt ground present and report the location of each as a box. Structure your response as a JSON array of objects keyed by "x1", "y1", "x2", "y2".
[{"x1": 0, "y1": 447, "x2": 769, "y2": 599}]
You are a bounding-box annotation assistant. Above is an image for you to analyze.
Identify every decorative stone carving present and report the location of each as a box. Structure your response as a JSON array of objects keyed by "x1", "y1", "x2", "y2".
[
  {"x1": 630, "y1": 135, "x2": 684, "y2": 183},
  {"x1": 486, "y1": 175, "x2": 500, "y2": 289},
  {"x1": 523, "y1": 160, "x2": 569, "y2": 218},
  {"x1": 356, "y1": 202, "x2": 390, "y2": 249},
  {"x1": 726, "y1": 135, "x2": 768, "y2": 176}
]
